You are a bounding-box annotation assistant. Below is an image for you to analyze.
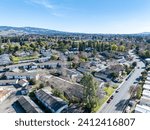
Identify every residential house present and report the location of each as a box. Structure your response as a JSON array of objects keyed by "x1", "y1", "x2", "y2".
[
  {"x1": 18, "y1": 96, "x2": 43, "y2": 113},
  {"x1": 37, "y1": 57, "x2": 51, "y2": 63},
  {"x1": 64, "y1": 68, "x2": 83, "y2": 81},
  {"x1": 0, "y1": 67, "x2": 4, "y2": 72},
  {"x1": 0, "y1": 88, "x2": 12, "y2": 103},
  {"x1": 117, "y1": 57, "x2": 126, "y2": 63},
  {"x1": 143, "y1": 84, "x2": 150, "y2": 91},
  {"x1": 6, "y1": 63, "x2": 31, "y2": 71},
  {"x1": 0, "y1": 79, "x2": 18, "y2": 86},
  {"x1": 135, "y1": 104, "x2": 150, "y2": 113},
  {"x1": 18, "y1": 79, "x2": 29, "y2": 87},
  {"x1": 107, "y1": 64, "x2": 124, "y2": 76},
  {"x1": 5, "y1": 72, "x2": 39, "y2": 80},
  {"x1": 94, "y1": 71, "x2": 110, "y2": 82},
  {"x1": 85, "y1": 47, "x2": 94, "y2": 52},
  {"x1": 40, "y1": 49, "x2": 52, "y2": 57},
  {"x1": 145, "y1": 80, "x2": 150, "y2": 85},
  {"x1": 145, "y1": 58, "x2": 150, "y2": 64},
  {"x1": 77, "y1": 62, "x2": 90, "y2": 74},
  {"x1": 140, "y1": 96, "x2": 150, "y2": 107},
  {"x1": 142, "y1": 90, "x2": 150, "y2": 98},
  {"x1": 38, "y1": 61, "x2": 62, "y2": 69},
  {"x1": 14, "y1": 51, "x2": 31, "y2": 57},
  {"x1": 6, "y1": 61, "x2": 63, "y2": 71},
  {"x1": 147, "y1": 77, "x2": 150, "y2": 81},
  {"x1": 0, "y1": 54, "x2": 12, "y2": 66},
  {"x1": 100, "y1": 51, "x2": 111, "y2": 58},
  {"x1": 47, "y1": 76, "x2": 83, "y2": 100},
  {"x1": 28, "y1": 63, "x2": 38, "y2": 70},
  {"x1": 35, "y1": 89, "x2": 68, "y2": 113},
  {"x1": 94, "y1": 64, "x2": 124, "y2": 82}
]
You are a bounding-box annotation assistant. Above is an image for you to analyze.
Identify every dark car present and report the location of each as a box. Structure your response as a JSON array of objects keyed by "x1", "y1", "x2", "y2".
[
  {"x1": 115, "y1": 90, "x2": 119, "y2": 93},
  {"x1": 110, "y1": 95, "x2": 114, "y2": 99},
  {"x1": 107, "y1": 99, "x2": 111, "y2": 103},
  {"x1": 133, "y1": 81, "x2": 138, "y2": 84}
]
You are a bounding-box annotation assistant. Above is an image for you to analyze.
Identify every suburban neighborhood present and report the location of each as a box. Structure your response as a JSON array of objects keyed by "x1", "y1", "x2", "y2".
[{"x1": 0, "y1": 30, "x2": 150, "y2": 113}]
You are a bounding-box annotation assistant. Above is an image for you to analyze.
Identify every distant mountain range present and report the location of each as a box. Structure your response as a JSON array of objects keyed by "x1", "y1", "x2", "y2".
[
  {"x1": 0, "y1": 26, "x2": 150, "y2": 36},
  {"x1": 138, "y1": 32, "x2": 150, "y2": 35},
  {"x1": 0, "y1": 26, "x2": 65, "y2": 36}
]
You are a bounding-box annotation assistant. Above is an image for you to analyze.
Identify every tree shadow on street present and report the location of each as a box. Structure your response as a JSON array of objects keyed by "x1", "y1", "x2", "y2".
[{"x1": 115, "y1": 99, "x2": 127, "y2": 111}]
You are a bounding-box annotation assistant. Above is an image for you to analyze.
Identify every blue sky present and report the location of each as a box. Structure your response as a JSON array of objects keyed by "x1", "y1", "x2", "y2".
[{"x1": 0, "y1": 0, "x2": 150, "y2": 34}]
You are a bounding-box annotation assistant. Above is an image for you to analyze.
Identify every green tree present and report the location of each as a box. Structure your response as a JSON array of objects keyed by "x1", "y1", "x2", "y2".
[
  {"x1": 51, "y1": 54, "x2": 59, "y2": 60},
  {"x1": 52, "y1": 88, "x2": 68, "y2": 102},
  {"x1": 80, "y1": 73, "x2": 100, "y2": 112},
  {"x1": 119, "y1": 45, "x2": 125, "y2": 52},
  {"x1": 132, "y1": 62, "x2": 137, "y2": 68},
  {"x1": 145, "y1": 50, "x2": 150, "y2": 58},
  {"x1": 79, "y1": 42, "x2": 86, "y2": 51},
  {"x1": 0, "y1": 37, "x2": 2, "y2": 44},
  {"x1": 14, "y1": 45, "x2": 20, "y2": 52},
  {"x1": 111, "y1": 44, "x2": 118, "y2": 51},
  {"x1": 129, "y1": 86, "x2": 136, "y2": 98},
  {"x1": 29, "y1": 79, "x2": 36, "y2": 85},
  {"x1": 136, "y1": 86, "x2": 142, "y2": 99},
  {"x1": 110, "y1": 72, "x2": 118, "y2": 80},
  {"x1": 39, "y1": 83, "x2": 44, "y2": 89}
]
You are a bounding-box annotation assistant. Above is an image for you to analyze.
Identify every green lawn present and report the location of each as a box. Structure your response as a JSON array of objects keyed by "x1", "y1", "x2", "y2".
[
  {"x1": 93, "y1": 87, "x2": 115, "y2": 112},
  {"x1": 103, "y1": 87, "x2": 115, "y2": 96},
  {"x1": 11, "y1": 55, "x2": 39, "y2": 63},
  {"x1": 99, "y1": 95, "x2": 109, "y2": 106},
  {"x1": 92, "y1": 95, "x2": 109, "y2": 112}
]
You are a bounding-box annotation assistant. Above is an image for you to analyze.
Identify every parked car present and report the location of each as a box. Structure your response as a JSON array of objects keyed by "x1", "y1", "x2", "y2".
[
  {"x1": 115, "y1": 89, "x2": 119, "y2": 93},
  {"x1": 110, "y1": 95, "x2": 114, "y2": 99},
  {"x1": 107, "y1": 99, "x2": 111, "y2": 103}
]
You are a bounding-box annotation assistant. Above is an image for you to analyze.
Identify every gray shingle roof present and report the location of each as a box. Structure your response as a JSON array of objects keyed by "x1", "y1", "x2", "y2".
[
  {"x1": 5, "y1": 72, "x2": 38, "y2": 76},
  {"x1": 0, "y1": 79, "x2": 18, "y2": 84},
  {"x1": 0, "y1": 54, "x2": 12, "y2": 65},
  {"x1": 35, "y1": 90, "x2": 67, "y2": 112},
  {"x1": 18, "y1": 96, "x2": 43, "y2": 113}
]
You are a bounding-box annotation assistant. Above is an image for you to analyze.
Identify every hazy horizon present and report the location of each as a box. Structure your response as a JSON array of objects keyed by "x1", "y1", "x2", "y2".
[{"x1": 1, "y1": 25, "x2": 150, "y2": 35}]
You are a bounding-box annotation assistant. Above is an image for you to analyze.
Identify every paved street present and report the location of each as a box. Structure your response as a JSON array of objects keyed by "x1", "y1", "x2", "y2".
[{"x1": 99, "y1": 51, "x2": 145, "y2": 113}]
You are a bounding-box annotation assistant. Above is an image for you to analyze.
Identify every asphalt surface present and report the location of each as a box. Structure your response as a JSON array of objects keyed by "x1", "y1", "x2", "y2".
[{"x1": 99, "y1": 51, "x2": 145, "y2": 113}]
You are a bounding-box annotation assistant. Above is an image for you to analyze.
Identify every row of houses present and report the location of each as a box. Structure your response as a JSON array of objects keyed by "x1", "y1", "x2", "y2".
[
  {"x1": 16, "y1": 82, "x2": 84, "y2": 113},
  {"x1": 0, "y1": 79, "x2": 18, "y2": 86},
  {"x1": 135, "y1": 71, "x2": 150, "y2": 113},
  {"x1": 0, "y1": 61, "x2": 63, "y2": 72},
  {"x1": 0, "y1": 54, "x2": 12, "y2": 66},
  {"x1": 35, "y1": 89, "x2": 68, "y2": 113},
  {"x1": 0, "y1": 79, "x2": 29, "y2": 88},
  {"x1": 17, "y1": 96, "x2": 43, "y2": 113},
  {"x1": 94, "y1": 64, "x2": 124, "y2": 82},
  {"x1": 17, "y1": 89, "x2": 68, "y2": 113},
  {"x1": 4, "y1": 72, "x2": 39, "y2": 80}
]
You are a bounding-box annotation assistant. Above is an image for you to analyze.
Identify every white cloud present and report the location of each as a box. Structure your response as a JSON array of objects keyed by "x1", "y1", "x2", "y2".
[
  {"x1": 29, "y1": 0, "x2": 54, "y2": 9},
  {"x1": 25, "y1": 0, "x2": 68, "y2": 17}
]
